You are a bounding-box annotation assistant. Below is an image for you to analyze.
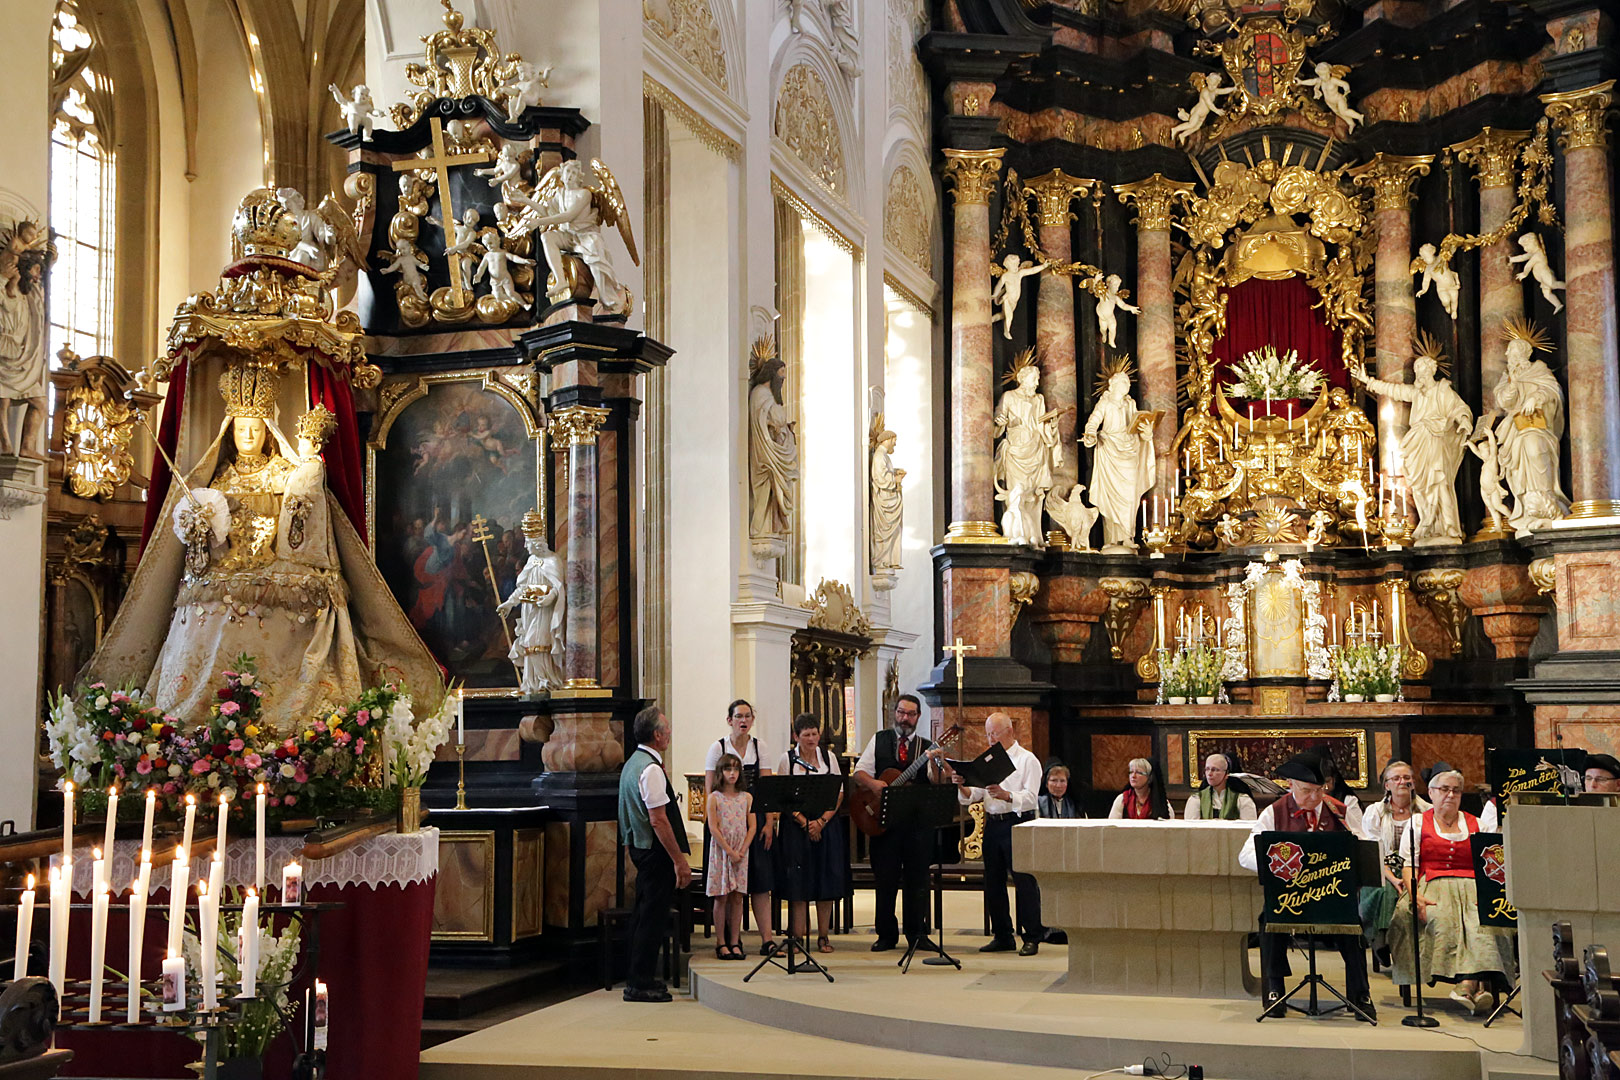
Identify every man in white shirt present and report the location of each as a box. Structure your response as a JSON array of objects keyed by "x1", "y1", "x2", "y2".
[
  {"x1": 617, "y1": 706, "x2": 692, "y2": 1002},
  {"x1": 956, "y1": 712, "x2": 1046, "y2": 955}
]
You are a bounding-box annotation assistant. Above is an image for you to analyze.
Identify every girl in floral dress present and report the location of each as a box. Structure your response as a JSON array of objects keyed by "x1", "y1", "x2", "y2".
[{"x1": 705, "y1": 753, "x2": 755, "y2": 959}]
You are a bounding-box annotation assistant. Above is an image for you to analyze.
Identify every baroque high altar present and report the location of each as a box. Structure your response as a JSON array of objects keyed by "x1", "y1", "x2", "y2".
[{"x1": 925, "y1": 0, "x2": 1620, "y2": 794}]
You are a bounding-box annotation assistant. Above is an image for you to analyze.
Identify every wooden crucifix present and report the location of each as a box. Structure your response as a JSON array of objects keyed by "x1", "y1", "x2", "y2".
[
  {"x1": 942, "y1": 636, "x2": 976, "y2": 716},
  {"x1": 392, "y1": 115, "x2": 493, "y2": 307}
]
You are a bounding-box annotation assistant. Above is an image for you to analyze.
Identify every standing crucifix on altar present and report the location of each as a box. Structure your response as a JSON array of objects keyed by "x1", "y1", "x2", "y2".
[{"x1": 392, "y1": 116, "x2": 494, "y2": 310}]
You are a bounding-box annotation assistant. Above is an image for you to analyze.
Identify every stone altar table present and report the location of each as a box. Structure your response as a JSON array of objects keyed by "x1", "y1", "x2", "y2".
[{"x1": 1015, "y1": 818, "x2": 1262, "y2": 998}]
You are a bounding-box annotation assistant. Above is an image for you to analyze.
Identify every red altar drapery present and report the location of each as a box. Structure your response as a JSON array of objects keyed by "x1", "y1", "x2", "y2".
[
  {"x1": 307, "y1": 364, "x2": 368, "y2": 544},
  {"x1": 139, "y1": 360, "x2": 187, "y2": 550},
  {"x1": 1208, "y1": 277, "x2": 1345, "y2": 416}
]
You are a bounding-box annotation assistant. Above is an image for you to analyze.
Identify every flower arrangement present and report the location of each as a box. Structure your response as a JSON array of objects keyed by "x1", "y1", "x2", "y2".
[
  {"x1": 1334, "y1": 642, "x2": 1402, "y2": 699},
  {"x1": 46, "y1": 655, "x2": 453, "y2": 820},
  {"x1": 181, "y1": 899, "x2": 302, "y2": 1058},
  {"x1": 1226, "y1": 347, "x2": 1326, "y2": 402},
  {"x1": 1162, "y1": 643, "x2": 1224, "y2": 701}
]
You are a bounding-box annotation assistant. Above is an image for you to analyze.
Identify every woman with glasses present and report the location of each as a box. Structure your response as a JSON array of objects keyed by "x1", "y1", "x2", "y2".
[
  {"x1": 1388, "y1": 765, "x2": 1516, "y2": 1015},
  {"x1": 1107, "y1": 757, "x2": 1171, "y2": 820},
  {"x1": 1359, "y1": 760, "x2": 1430, "y2": 966}
]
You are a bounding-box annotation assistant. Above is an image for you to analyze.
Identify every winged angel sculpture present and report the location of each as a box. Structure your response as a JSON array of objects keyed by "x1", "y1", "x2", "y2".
[{"x1": 506, "y1": 159, "x2": 640, "y2": 315}]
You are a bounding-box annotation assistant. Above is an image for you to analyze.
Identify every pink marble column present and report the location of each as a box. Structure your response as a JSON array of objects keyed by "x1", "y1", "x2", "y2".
[
  {"x1": 1454, "y1": 130, "x2": 1529, "y2": 411},
  {"x1": 1116, "y1": 176, "x2": 1193, "y2": 498},
  {"x1": 1543, "y1": 81, "x2": 1620, "y2": 517},
  {"x1": 1029, "y1": 170, "x2": 1090, "y2": 502},
  {"x1": 549, "y1": 403, "x2": 611, "y2": 685},
  {"x1": 1353, "y1": 154, "x2": 1433, "y2": 475},
  {"x1": 943, "y1": 148, "x2": 1005, "y2": 540}
]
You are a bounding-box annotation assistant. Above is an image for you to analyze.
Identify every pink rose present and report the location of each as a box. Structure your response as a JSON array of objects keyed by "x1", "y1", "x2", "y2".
[
  {"x1": 114, "y1": 732, "x2": 126, "y2": 741},
  {"x1": 228, "y1": 738, "x2": 245, "y2": 752},
  {"x1": 242, "y1": 752, "x2": 262, "y2": 769},
  {"x1": 283, "y1": 795, "x2": 298, "y2": 807},
  {"x1": 313, "y1": 720, "x2": 327, "y2": 734},
  {"x1": 162, "y1": 781, "x2": 177, "y2": 794},
  {"x1": 191, "y1": 759, "x2": 210, "y2": 775},
  {"x1": 219, "y1": 701, "x2": 240, "y2": 716},
  {"x1": 354, "y1": 738, "x2": 365, "y2": 755},
  {"x1": 293, "y1": 766, "x2": 309, "y2": 784},
  {"x1": 135, "y1": 759, "x2": 152, "y2": 775},
  {"x1": 357, "y1": 709, "x2": 371, "y2": 726}
]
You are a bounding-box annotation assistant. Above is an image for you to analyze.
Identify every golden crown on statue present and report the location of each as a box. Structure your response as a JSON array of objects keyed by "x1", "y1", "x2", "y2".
[
  {"x1": 230, "y1": 188, "x2": 305, "y2": 262},
  {"x1": 296, "y1": 404, "x2": 339, "y2": 445},
  {"x1": 218, "y1": 359, "x2": 281, "y2": 419},
  {"x1": 520, "y1": 510, "x2": 547, "y2": 539}
]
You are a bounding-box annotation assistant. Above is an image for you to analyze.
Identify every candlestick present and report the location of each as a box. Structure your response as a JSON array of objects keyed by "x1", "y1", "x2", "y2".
[
  {"x1": 198, "y1": 880, "x2": 218, "y2": 1010},
  {"x1": 1140, "y1": 498, "x2": 1147, "y2": 535},
  {"x1": 141, "y1": 788, "x2": 156, "y2": 856},
  {"x1": 181, "y1": 794, "x2": 196, "y2": 855},
  {"x1": 47, "y1": 863, "x2": 67, "y2": 998},
  {"x1": 62, "y1": 782, "x2": 74, "y2": 866},
  {"x1": 88, "y1": 878, "x2": 109, "y2": 1022},
  {"x1": 127, "y1": 871, "x2": 147, "y2": 1023},
  {"x1": 240, "y1": 888, "x2": 259, "y2": 998},
  {"x1": 313, "y1": 979, "x2": 329, "y2": 1050},
  {"x1": 13, "y1": 873, "x2": 34, "y2": 981},
  {"x1": 1331, "y1": 611, "x2": 1338, "y2": 645},
  {"x1": 282, "y1": 860, "x2": 303, "y2": 906},
  {"x1": 166, "y1": 847, "x2": 189, "y2": 958},
  {"x1": 215, "y1": 793, "x2": 230, "y2": 858},
  {"x1": 254, "y1": 783, "x2": 266, "y2": 893},
  {"x1": 101, "y1": 787, "x2": 119, "y2": 883},
  {"x1": 1154, "y1": 592, "x2": 1167, "y2": 648},
  {"x1": 162, "y1": 951, "x2": 186, "y2": 1012},
  {"x1": 455, "y1": 744, "x2": 467, "y2": 810}
]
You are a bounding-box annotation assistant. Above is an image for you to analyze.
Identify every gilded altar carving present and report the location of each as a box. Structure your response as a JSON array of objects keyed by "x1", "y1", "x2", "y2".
[
  {"x1": 942, "y1": 148, "x2": 1004, "y2": 207},
  {"x1": 388, "y1": 0, "x2": 539, "y2": 129},
  {"x1": 1452, "y1": 128, "x2": 1529, "y2": 190},
  {"x1": 1010, "y1": 571, "x2": 1040, "y2": 625},
  {"x1": 1189, "y1": 17, "x2": 1332, "y2": 139},
  {"x1": 1100, "y1": 577, "x2": 1151, "y2": 660},
  {"x1": 1350, "y1": 152, "x2": 1432, "y2": 212},
  {"x1": 1115, "y1": 174, "x2": 1194, "y2": 233},
  {"x1": 1529, "y1": 557, "x2": 1557, "y2": 596},
  {"x1": 1026, "y1": 169, "x2": 1093, "y2": 227},
  {"x1": 802, "y1": 578, "x2": 871, "y2": 637},
  {"x1": 776, "y1": 64, "x2": 847, "y2": 196},
  {"x1": 884, "y1": 164, "x2": 933, "y2": 273},
  {"x1": 1540, "y1": 80, "x2": 1614, "y2": 152},
  {"x1": 548, "y1": 404, "x2": 612, "y2": 447},
  {"x1": 53, "y1": 355, "x2": 160, "y2": 501},
  {"x1": 1411, "y1": 568, "x2": 1467, "y2": 657},
  {"x1": 643, "y1": 0, "x2": 728, "y2": 92}
]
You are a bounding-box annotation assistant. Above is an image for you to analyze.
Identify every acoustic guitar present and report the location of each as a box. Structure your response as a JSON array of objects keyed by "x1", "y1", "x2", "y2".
[{"x1": 849, "y1": 725, "x2": 964, "y2": 837}]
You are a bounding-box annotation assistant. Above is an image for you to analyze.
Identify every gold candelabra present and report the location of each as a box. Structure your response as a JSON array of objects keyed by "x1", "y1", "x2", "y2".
[{"x1": 455, "y1": 743, "x2": 467, "y2": 810}]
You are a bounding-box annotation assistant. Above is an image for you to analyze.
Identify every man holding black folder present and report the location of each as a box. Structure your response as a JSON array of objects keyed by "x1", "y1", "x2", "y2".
[{"x1": 955, "y1": 713, "x2": 1046, "y2": 955}]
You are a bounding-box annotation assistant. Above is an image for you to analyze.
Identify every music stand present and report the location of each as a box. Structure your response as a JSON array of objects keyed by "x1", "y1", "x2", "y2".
[
  {"x1": 743, "y1": 773, "x2": 844, "y2": 984},
  {"x1": 882, "y1": 783, "x2": 963, "y2": 973},
  {"x1": 1255, "y1": 834, "x2": 1379, "y2": 1025}
]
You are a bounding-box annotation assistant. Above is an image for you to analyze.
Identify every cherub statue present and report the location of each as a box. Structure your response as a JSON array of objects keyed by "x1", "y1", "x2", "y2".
[
  {"x1": 473, "y1": 229, "x2": 532, "y2": 308},
  {"x1": 1509, "y1": 232, "x2": 1565, "y2": 313},
  {"x1": 990, "y1": 254, "x2": 1047, "y2": 340},
  {"x1": 1297, "y1": 61, "x2": 1363, "y2": 131},
  {"x1": 1170, "y1": 72, "x2": 1236, "y2": 145},
  {"x1": 1094, "y1": 273, "x2": 1141, "y2": 350},
  {"x1": 276, "y1": 188, "x2": 328, "y2": 270},
  {"x1": 428, "y1": 207, "x2": 482, "y2": 291},
  {"x1": 1467, "y1": 414, "x2": 1512, "y2": 533},
  {"x1": 1411, "y1": 242, "x2": 1460, "y2": 320},
  {"x1": 328, "y1": 83, "x2": 384, "y2": 141},
  {"x1": 495, "y1": 60, "x2": 551, "y2": 123},
  {"x1": 508, "y1": 158, "x2": 640, "y2": 314},
  {"x1": 1045, "y1": 483, "x2": 1100, "y2": 550},
  {"x1": 476, "y1": 143, "x2": 526, "y2": 202},
  {"x1": 377, "y1": 236, "x2": 430, "y2": 301}
]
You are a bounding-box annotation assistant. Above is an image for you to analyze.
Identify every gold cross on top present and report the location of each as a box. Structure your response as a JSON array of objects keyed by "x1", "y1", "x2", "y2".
[
  {"x1": 392, "y1": 116, "x2": 494, "y2": 305},
  {"x1": 943, "y1": 637, "x2": 976, "y2": 694}
]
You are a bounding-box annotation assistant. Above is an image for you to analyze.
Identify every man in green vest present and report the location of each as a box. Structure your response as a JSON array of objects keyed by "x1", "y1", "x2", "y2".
[{"x1": 618, "y1": 705, "x2": 692, "y2": 1002}]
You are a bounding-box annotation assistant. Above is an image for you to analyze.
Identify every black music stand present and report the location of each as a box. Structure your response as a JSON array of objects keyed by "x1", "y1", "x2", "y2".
[
  {"x1": 883, "y1": 783, "x2": 964, "y2": 973},
  {"x1": 1255, "y1": 834, "x2": 1379, "y2": 1025},
  {"x1": 743, "y1": 773, "x2": 844, "y2": 984}
]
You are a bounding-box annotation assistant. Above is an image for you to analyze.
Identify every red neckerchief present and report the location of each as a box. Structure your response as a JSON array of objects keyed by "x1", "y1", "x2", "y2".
[{"x1": 1123, "y1": 789, "x2": 1153, "y2": 819}]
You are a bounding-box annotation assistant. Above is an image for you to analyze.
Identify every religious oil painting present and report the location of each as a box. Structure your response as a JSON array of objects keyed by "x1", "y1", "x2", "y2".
[
  {"x1": 371, "y1": 375, "x2": 542, "y2": 691},
  {"x1": 1187, "y1": 728, "x2": 1367, "y2": 789}
]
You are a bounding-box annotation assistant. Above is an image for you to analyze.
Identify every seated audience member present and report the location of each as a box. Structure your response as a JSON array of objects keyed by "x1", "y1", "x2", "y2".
[
  {"x1": 957, "y1": 712, "x2": 1046, "y2": 955},
  {"x1": 1039, "y1": 761, "x2": 1084, "y2": 819},
  {"x1": 1107, "y1": 758, "x2": 1172, "y2": 820},
  {"x1": 1307, "y1": 749, "x2": 1364, "y2": 834},
  {"x1": 1388, "y1": 764, "x2": 1517, "y2": 1016},
  {"x1": 1585, "y1": 753, "x2": 1620, "y2": 793},
  {"x1": 1359, "y1": 760, "x2": 1430, "y2": 961},
  {"x1": 1238, "y1": 753, "x2": 1375, "y2": 1021},
  {"x1": 1184, "y1": 752, "x2": 1257, "y2": 821}
]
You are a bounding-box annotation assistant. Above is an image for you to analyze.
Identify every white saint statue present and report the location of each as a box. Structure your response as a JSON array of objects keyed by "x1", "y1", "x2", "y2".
[
  {"x1": 495, "y1": 60, "x2": 551, "y2": 123},
  {"x1": 1171, "y1": 72, "x2": 1235, "y2": 144},
  {"x1": 869, "y1": 427, "x2": 905, "y2": 574},
  {"x1": 508, "y1": 159, "x2": 637, "y2": 314},
  {"x1": 1509, "y1": 233, "x2": 1565, "y2": 313},
  {"x1": 0, "y1": 218, "x2": 51, "y2": 458},
  {"x1": 1467, "y1": 416, "x2": 1512, "y2": 533},
  {"x1": 377, "y1": 237, "x2": 430, "y2": 301},
  {"x1": 329, "y1": 83, "x2": 383, "y2": 141},
  {"x1": 1081, "y1": 370, "x2": 1156, "y2": 552},
  {"x1": 748, "y1": 352, "x2": 799, "y2": 549},
  {"x1": 1298, "y1": 61, "x2": 1364, "y2": 131},
  {"x1": 1492, "y1": 321, "x2": 1569, "y2": 533},
  {"x1": 1094, "y1": 273, "x2": 1140, "y2": 350},
  {"x1": 473, "y1": 230, "x2": 532, "y2": 308},
  {"x1": 990, "y1": 255, "x2": 1047, "y2": 340},
  {"x1": 1352, "y1": 349, "x2": 1474, "y2": 545},
  {"x1": 1410, "y1": 243, "x2": 1460, "y2": 320},
  {"x1": 994, "y1": 360, "x2": 1063, "y2": 546},
  {"x1": 429, "y1": 207, "x2": 481, "y2": 291},
  {"x1": 497, "y1": 513, "x2": 566, "y2": 695}
]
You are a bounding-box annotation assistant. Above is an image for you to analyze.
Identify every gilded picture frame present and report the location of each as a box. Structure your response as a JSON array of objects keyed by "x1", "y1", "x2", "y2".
[{"x1": 1186, "y1": 727, "x2": 1368, "y2": 789}]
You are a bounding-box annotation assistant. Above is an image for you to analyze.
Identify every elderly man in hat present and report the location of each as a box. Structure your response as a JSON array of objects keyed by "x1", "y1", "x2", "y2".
[
  {"x1": 1585, "y1": 753, "x2": 1620, "y2": 794},
  {"x1": 1239, "y1": 753, "x2": 1375, "y2": 1021}
]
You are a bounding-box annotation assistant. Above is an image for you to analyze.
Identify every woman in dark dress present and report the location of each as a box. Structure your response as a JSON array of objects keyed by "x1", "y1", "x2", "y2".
[{"x1": 774, "y1": 713, "x2": 847, "y2": 953}]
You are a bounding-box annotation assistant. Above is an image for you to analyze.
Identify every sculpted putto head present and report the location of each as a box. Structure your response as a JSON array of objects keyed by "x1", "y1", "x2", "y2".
[
  {"x1": 1002, "y1": 253, "x2": 1023, "y2": 271},
  {"x1": 1417, "y1": 242, "x2": 1437, "y2": 260}
]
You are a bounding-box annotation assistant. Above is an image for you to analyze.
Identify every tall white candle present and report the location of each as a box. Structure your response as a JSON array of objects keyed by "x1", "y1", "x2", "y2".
[
  {"x1": 215, "y1": 794, "x2": 230, "y2": 858},
  {"x1": 140, "y1": 789, "x2": 156, "y2": 856},
  {"x1": 166, "y1": 847, "x2": 189, "y2": 958},
  {"x1": 47, "y1": 863, "x2": 68, "y2": 998},
  {"x1": 456, "y1": 689, "x2": 465, "y2": 745},
  {"x1": 137, "y1": 847, "x2": 152, "y2": 901},
  {"x1": 282, "y1": 861, "x2": 302, "y2": 906},
  {"x1": 162, "y1": 951, "x2": 186, "y2": 1012},
  {"x1": 126, "y1": 872, "x2": 147, "y2": 1023},
  {"x1": 209, "y1": 854, "x2": 224, "y2": 903},
  {"x1": 198, "y1": 880, "x2": 218, "y2": 1010},
  {"x1": 240, "y1": 889, "x2": 259, "y2": 999},
  {"x1": 254, "y1": 784, "x2": 266, "y2": 893},
  {"x1": 13, "y1": 873, "x2": 35, "y2": 981},
  {"x1": 88, "y1": 878, "x2": 109, "y2": 1022},
  {"x1": 90, "y1": 847, "x2": 104, "y2": 903},
  {"x1": 313, "y1": 980, "x2": 329, "y2": 1050},
  {"x1": 62, "y1": 782, "x2": 74, "y2": 866},
  {"x1": 181, "y1": 794, "x2": 196, "y2": 855},
  {"x1": 101, "y1": 786, "x2": 119, "y2": 883}
]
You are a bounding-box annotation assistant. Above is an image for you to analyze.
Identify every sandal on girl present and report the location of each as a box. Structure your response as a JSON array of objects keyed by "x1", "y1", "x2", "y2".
[
  {"x1": 727, "y1": 944, "x2": 745, "y2": 960},
  {"x1": 818, "y1": 935, "x2": 833, "y2": 954},
  {"x1": 715, "y1": 943, "x2": 727, "y2": 960}
]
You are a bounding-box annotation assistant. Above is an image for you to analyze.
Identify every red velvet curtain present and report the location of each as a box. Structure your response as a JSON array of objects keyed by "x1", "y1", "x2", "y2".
[
  {"x1": 307, "y1": 364, "x2": 367, "y2": 543},
  {"x1": 1208, "y1": 277, "x2": 1345, "y2": 417},
  {"x1": 139, "y1": 360, "x2": 187, "y2": 551}
]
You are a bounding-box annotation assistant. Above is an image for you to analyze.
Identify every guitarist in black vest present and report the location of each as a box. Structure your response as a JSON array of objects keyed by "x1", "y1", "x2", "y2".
[{"x1": 853, "y1": 694, "x2": 944, "y2": 951}]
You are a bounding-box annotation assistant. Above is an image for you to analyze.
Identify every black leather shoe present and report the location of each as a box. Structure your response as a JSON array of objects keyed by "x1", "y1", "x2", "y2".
[
  {"x1": 1019, "y1": 940, "x2": 1039, "y2": 956},
  {"x1": 623, "y1": 985, "x2": 673, "y2": 1003},
  {"x1": 870, "y1": 938, "x2": 898, "y2": 952},
  {"x1": 979, "y1": 937, "x2": 1017, "y2": 953},
  {"x1": 1354, "y1": 998, "x2": 1378, "y2": 1023}
]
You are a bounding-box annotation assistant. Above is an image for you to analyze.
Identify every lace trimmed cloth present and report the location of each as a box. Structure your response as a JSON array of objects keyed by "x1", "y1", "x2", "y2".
[{"x1": 58, "y1": 828, "x2": 439, "y2": 896}]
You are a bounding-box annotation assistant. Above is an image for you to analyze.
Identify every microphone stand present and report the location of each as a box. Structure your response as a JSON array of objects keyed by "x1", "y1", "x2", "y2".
[{"x1": 1391, "y1": 819, "x2": 1438, "y2": 1028}]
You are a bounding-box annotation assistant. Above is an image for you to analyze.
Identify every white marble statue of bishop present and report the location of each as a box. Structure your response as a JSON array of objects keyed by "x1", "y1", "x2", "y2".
[
  {"x1": 1492, "y1": 319, "x2": 1569, "y2": 533},
  {"x1": 994, "y1": 356, "x2": 1063, "y2": 546},
  {"x1": 497, "y1": 512, "x2": 566, "y2": 695},
  {"x1": 1081, "y1": 368, "x2": 1156, "y2": 552}
]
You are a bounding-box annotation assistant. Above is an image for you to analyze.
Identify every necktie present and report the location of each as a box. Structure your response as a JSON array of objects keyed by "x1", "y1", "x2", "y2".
[{"x1": 898, "y1": 737, "x2": 908, "y2": 765}]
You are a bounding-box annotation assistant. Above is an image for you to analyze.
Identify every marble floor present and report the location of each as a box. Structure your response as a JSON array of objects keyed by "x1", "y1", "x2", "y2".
[{"x1": 420, "y1": 891, "x2": 1548, "y2": 1080}]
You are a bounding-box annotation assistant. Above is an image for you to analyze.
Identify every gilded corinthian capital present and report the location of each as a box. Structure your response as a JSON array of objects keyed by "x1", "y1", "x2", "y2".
[
  {"x1": 1026, "y1": 169, "x2": 1094, "y2": 227},
  {"x1": 1540, "y1": 80, "x2": 1615, "y2": 152},
  {"x1": 1451, "y1": 128, "x2": 1530, "y2": 189},
  {"x1": 548, "y1": 404, "x2": 611, "y2": 446},
  {"x1": 1350, "y1": 153, "x2": 1434, "y2": 212},
  {"x1": 942, "y1": 148, "x2": 1006, "y2": 206},
  {"x1": 1114, "y1": 174, "x2": 1195, "y2": 232}
]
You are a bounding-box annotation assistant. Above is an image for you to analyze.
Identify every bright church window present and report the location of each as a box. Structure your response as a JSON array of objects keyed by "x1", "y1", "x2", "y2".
[{"x1": 48, "y1": 0, "x2": 115, "y2": 364}]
